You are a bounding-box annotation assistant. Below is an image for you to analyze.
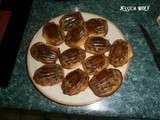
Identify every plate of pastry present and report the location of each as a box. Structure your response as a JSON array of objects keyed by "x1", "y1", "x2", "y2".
[{"x1": 27, "y1": 11, "x2": 133, "y2": 106}]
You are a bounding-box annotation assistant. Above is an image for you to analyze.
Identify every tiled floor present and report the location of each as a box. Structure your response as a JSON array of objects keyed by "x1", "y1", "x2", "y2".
[{"x1": 0, "y1": 109, "x2": 142, "y2": 120}]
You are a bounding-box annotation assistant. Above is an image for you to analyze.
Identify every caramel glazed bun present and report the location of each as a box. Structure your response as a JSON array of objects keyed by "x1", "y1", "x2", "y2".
[
  {"x1": 85, "y1": 18, "x2": 108, "y2": 36},
  {"x1": 30, "y1": 42, "x2": 60, "y2": 64},
  {"x1": 85, "y1": 36, "x2": 111, "y2": 54},
  {"x1": 65, "y1": 25, "x2": 88, "y2": 48},
  {"x1": 33, "y1": 64, "x2": 64, "y2": 86},
  {"x1": 59, "y1": 48, "x2": 86, "y2": 69},
  {"x1": 62, "y1": 69, "x2": 89, "y2": 96},
  {"x1": 59, "y1": 12, "x2": 84, "y2": 31},
  {"x1": 89, "y1": 68, "x2": 123, "y2": 97},
  {"x1": 83, "y1": 54, "x2": 109, "y2": 75},
  {"x1": 42, "y1": 22, "x2": 65, "y2": 46},
  {"x1": 109, "y1": 39, "x2": 133, "y2": 67}
]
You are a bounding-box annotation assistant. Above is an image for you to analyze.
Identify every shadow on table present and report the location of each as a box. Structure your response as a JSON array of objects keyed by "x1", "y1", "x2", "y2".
[{"x1": 0, "y1": 108, "x2": 156, "y2": 120}]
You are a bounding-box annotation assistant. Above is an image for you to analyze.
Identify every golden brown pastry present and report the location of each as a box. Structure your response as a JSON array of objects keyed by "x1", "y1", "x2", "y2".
[
  {"x1": 30, "y1": 42, "x2": 59, "y2": 64},
  {"x1": 42, "y1": 22, "x2": 65, "y2": 46},
  {"x1": 85, "y1": 36, "x2": 111, "y2": 54},
  {"x1": 109, "y1": 39, "x2": 133, "y2": 67},
  {"x1": 59, "y1": 12, "x2": 84, "y2": 31},
  {"x1": 83, "y1": 55, "x2": 109, "y2": 75},
  {"x1": 33, "y1": 64, "x2": 64, "y2": 86},
  {"x1": 61, "y1": 69, "x2": 89, "y2": 95},
  {"x1": 89, "y1": 68, "x2": 123, "y2": 97},
  {"x1": 59, "y1": 48, "x2": 86, "y2": 69},
  {"x1": 86, "y1": 18, "x2": 108, "y2": 36},
  {"x1": 65, "y1": 26, "x2": 88, "y2": 48}
]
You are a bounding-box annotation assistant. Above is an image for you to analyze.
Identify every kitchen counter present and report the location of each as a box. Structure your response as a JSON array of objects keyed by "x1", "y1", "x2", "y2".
[{"x1": 0, "y1": 0, "x2": 160, "y2": 119}]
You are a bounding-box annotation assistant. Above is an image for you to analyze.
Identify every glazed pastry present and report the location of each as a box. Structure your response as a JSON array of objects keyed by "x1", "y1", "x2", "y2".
[
  {"x1": 86, "y1": 18, "x2": 108, "y2": 36},
  {"x1": 59, "y1": 48, "x2": 86, "y2": 69},
  {"x1": 30, "y1": 42, "x2": 59, "y2": 64},
  {"x1": 85, "y1": 37, "x2": 111, "y2": 54},
  {"x1": 59, "y1": 12, "x2": 84, "y2": 31},
  {"x1": 89, "y1": 68, "x2": 123, "y2": 97},
  {"x1": 33, "y1": 64, "x2": 64, "y2": 86},
  {"x1": 42, "y1": 22, "x2": 65, "y2": 46},
  {"x1": 83, "y1": 55, "x2": 109, "y2": 75},
  {"x1": 61, "y1": 69, "x2": 89, "y2": 95},
  {"x1": 109, "y1": 39, "x2": 133, "y2": 67},
  {"x1": 65, "y1": 26, "x2": 88, "y2": 48}
]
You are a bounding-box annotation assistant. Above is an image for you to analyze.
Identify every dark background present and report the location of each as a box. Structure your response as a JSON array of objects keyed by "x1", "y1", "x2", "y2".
[{"x1": 0, "y1": 0, "x2": 33, "y2": 87}]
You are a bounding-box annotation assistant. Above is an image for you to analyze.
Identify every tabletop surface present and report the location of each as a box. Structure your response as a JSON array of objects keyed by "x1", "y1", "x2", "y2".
[{"x1": 0, "y1": 0, "x2": 160, "y2": 119}]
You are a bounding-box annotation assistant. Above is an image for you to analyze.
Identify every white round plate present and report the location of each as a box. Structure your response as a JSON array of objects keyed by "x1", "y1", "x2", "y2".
[{"x1": 27, "y1": 12, "x2": 128, "y2": 106}]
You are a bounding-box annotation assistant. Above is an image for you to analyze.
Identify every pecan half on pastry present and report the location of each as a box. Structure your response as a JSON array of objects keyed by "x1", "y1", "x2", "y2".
[
  {"x1": 59, "y1": 12, "x2": 84, "y2": 31},
  {"x1": 65, "y1": 26, "x2": 88, "y2": 48},
  {"x1": 83, "y1": 55, "x2": 109, "y2": 75},
  {"x1": 109, "y1": 39, "x2": 133, "y2": 67},
  {"x1": 86, "y1": 18, "x2": 108, "y2": 36},
  {"x1": 30, "y1": 42, "x2": 59, "y2": 64},
  {"x1": 59, "y1": 48, "x2": 86, "y2": 69},
  {"x1": 33, "y1": 64, "x2": 64, "y2": 86},
  {"x1": 42, "y1": 22, "x2": 65, "y2": 46},
  {"x1": 89, "y1": 68, "x2": 123, "y2": 97},
  {"x1": 62, "y1": 69, "x2": 89, "y2": 95},
  {"x1": 85, "y1": 36, "x2": 111, "y2": 54}
]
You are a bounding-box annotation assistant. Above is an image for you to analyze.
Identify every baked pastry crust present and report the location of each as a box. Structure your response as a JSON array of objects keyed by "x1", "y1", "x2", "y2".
[
  {"x1": 33, "y1": 64, "x2": 64, "y2": 86},
  {"x1": 109, "y1": 39, "x2": 133, "y2": 67},
  {"x1": 82, "y1": 55, "x2": 109, "y2": 75},
  {"x1": 30, "y1": 42, "x2": 59, "y2": 64},
  {"x1": 61, "y1": 69, "x2": 89, "y2": 95},
  {"x1": 42, "y1": 22, "x2": 65, "y2": 46},
  {"x1": 86, "y1": 18, "x2": 108, "y2": 36},
  {"x1": 85, "y1": 36, "x2": 111, "y2": 54},
  {"x1": 89, "y1": 68, "x2": 123, "y2": 97},
  {"x1": 65, "y1": 26, "x2": 88, "y2": 48},
  {"x1": 59, "y1": 12, "x2": 84, "y2": 31},
  {"x1": 59, "y1": 48, "x2": 86, "y2": 69}
]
